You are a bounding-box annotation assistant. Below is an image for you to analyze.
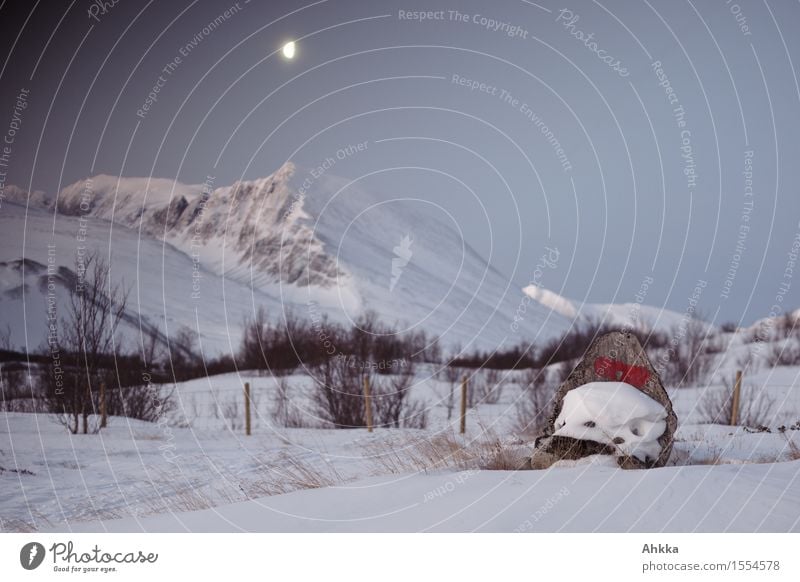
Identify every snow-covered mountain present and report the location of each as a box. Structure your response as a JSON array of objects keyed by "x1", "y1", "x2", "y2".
[
  {"x1": 2, "y1": 163, "x2": 708, "y2": 356},
  {"x1": 1, "y1": 163, "x2": 573, "y2": 354}
]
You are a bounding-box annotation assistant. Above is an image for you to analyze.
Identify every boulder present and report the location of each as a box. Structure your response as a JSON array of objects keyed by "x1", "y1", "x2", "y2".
[{"x1": 532, "y1": 330, "x2": 677, "y2": 468}]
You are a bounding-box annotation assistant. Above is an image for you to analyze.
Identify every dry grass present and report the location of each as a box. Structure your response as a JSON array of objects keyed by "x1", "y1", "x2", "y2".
[
  {"x1": 363, "y1": 427, "x2": 530, "y2": 474},
  {"x1": 0, "y1": 518, "x2": 39, "y2": 532},
  {"x1": 783, "y1": 435, "x2": 800, "y2": 461},
  {"x1": 243, "y1": 452, "x2": 344, "y2": 497},
  {"x1": 0, "y1": 509, "x2": 53, "y2": 532},
  {"x1": 669, "y1": 437, "x2": 800, "y2": 467}
]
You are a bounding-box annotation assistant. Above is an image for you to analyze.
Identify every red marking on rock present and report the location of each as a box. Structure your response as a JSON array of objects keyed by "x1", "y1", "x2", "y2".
[{"x1": 593, "y1": 357, "x2": 650, "y2": 389}]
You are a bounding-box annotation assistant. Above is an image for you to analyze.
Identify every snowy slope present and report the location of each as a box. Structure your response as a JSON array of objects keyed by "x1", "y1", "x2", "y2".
[
  {"x1": 54, "y1": 462, "x2": 800, "y2": 533},
  {"x1": 524, "y1": 284, "x2": 697, "y2": 334},
  {"x1": 0, "y1": 201, "x2": 288, "y2": 355}
]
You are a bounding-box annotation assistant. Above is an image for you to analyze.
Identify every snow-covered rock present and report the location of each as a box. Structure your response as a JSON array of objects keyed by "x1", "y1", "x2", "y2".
[
  {"x1": 534, "y1": 331, "x2": 678, "y2": 468},
  {"x1": 553, "y1": 381, "x2": 667, "y2": 463}
]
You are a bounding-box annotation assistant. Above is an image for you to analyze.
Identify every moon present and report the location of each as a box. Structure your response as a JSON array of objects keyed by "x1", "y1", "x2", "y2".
[{"x1": 282, "y1": 41, "x2": 296, "y2": 59}]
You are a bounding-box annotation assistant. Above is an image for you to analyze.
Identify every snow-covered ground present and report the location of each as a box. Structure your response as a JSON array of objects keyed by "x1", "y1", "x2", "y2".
[
  {"x1": 2, "y1": 354, "x2": 800, "y2": 533},
  {"x1": 57, "y1": 461, "x2": 800, "y2": 533}
]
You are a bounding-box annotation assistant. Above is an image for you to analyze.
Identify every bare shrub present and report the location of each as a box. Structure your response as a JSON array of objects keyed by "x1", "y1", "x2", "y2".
[
  {"x1": 270, "y1": 376, "x2": 309, "y2": 428},
  {"x1": 43, "y1": 252, "x2": 128, "y2": 434},
  {"x1": 310, "y1": 357, "x2": 427, "y2": 430},
  {"x1": 217, "y1": 396, "x2": 241, "y2": 431},
  {"x1": 240, "y1": 307, "x2": 316, "y2": 374},
  {"x1": 533, "y1": 319, "x2": 608, "y2": 369},
  {"x1": 735, "y1": 348, "x2": 758, "y2": 374},
  {"x1": 399, "y1": 398, "x2": 428, "y2": 429},
  {"x1": 241, "y1": 307, "x2": 430, "y2": 376},
  {"x1": 777, "y1": 313, "x2": 799, "y2": 339},
  {"x1": 0, "y1": 323, "x2": 12, "y2": 351},
  {"x1": 311, "y1": 355, "x2": 367, "y2": 428},
  {"x1": 441, "y1": 363, "x2": 461, "y2": 420},
  {"x1": 0, "y1": 365, "x2": 37, "y2": 412},
  {"x1": 372, "y1": 367, "x2": 413, "y2": 428},
  {"x1": 475, "y1": 368, "x2": 504, "y2": 405},
  {"x1": 107, "y1": 383, "x2": 174, "y2": 423},
  {"x1": 659, "y1": 317, "x2": 714, "y2": 387},
  {"x1": 703, "y1": 334, "x2": 726, "y2": 355},
  {"x1": 372, "y1": 366, "x2": 427, "y2": 429},
  {"x1": 554, "y1": 360, "x2": 575, "y2": 384},
  {"x1": 766, "y1": 341, "x2": 800, "y2": 367},
  {"x1": 514, "y1": 367, "x2": 556, "y2": 437},
  {"x1": 168, "y1": 326, "x2": 203, "y2": 382},
  {"x1": 698, "y1": 383, "x2": 775, "y2": 427}
]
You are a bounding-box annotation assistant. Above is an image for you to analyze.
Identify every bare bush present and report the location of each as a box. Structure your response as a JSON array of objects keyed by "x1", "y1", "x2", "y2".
[
  {"x1": 241, "y1": 307, "x2": 429, "y2": 376},
  {"x1": 310, "y1": 357, "x2": 426, "y2": 429},
  {"x1": 240, "y1": 307, "x2": 316, "y2": 373},
  {"x1": 43, "y1": 252, "x2": 128, "y2": 434},
  {"x1": 108, "y1": 382, "x2": 174, "y2": 423},
  {"x1": 441, "y1": 363, "x2": 461, "y2": 420},
  {"x1": 474, "y1": 368, "x2": 504, "y2": 405},
  {"x1": 535, "y1": 318, "x2": 611, "y2": 368},
  {"x1": 398, "y1": 398, "x2": 428, "y2": 429},
  {"x1": 766, "y1": 341, "x2": 800, "y2": 367},
  {"x1": 372, "y1": 367, "x2": 417, "y2": 428},
  {"x1": 0, "y1": 364, "x2": 36, "y2": 412},
  {"x1": 777, "y1": 313, "x2": 799, "y2": 339},
  {"x1": 311, "y1": 355, "x2": 366, "y2": 428},
  {"x1": 735, "y1": 348, "x2": 758, "y2": 374},
  {"x1": 216, "y1": 396, "x2": 240, "y2": 431},
  {"x1": 659, "y1": 317, "x2": 715, "y2": 387},
  {"x1": 270, "y1": 376, "x2": 309, "y2": 428},
  {"x1": 0, "y1": 323, "x2": 12, "y2": 351},
  {"x1": 698, "y1": 383, "x2": 775, "y2": 427},
  {"x1": 167, "y1": 326, "x2": 203, "y2": 382},
  {"x1": 514, "y1": 367, "x2": 556, "y2": 437}
]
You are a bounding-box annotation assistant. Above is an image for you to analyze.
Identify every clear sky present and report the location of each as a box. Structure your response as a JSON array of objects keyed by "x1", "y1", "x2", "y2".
[{"x1": 1, "y1": 0, "x2": 798, "y2": 326}]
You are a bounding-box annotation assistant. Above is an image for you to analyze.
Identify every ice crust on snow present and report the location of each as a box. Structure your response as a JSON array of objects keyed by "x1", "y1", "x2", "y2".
[{"x1": 553, "y1": 381, "x2": 667, "y2": 462}]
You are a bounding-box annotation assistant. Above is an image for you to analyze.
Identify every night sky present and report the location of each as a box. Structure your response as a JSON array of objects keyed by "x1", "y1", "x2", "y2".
[{"x1": 1, "y1": 0, "x2": 799, "y2": 326}]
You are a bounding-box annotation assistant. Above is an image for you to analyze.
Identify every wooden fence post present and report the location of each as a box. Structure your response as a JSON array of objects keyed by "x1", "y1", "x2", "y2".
[
  {"x1": 244, "y1": 382, "x2": 251, "y2": 436},
  {"x1": 363, "y1": 376, "x2": 374, "y2": 433},
  {"x1": 459, "y1": 375, "x2": 468, "y2": 434},
  {"x1": 730, "y1": 370, "x2": 742, "y2": 426},
  {"x1": 100, "y1": 381, "x2": 107, "y2": 429}
]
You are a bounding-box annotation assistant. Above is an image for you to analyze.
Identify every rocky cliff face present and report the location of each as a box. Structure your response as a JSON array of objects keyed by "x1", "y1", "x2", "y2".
[{"x1": 47, "y1": 163, "x2": 344, "y2": 289}]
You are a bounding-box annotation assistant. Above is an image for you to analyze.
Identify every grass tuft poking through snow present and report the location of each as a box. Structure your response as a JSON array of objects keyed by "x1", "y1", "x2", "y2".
[{"x1": 363, "y1": 427, "x2": 530, "y2": 474}]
